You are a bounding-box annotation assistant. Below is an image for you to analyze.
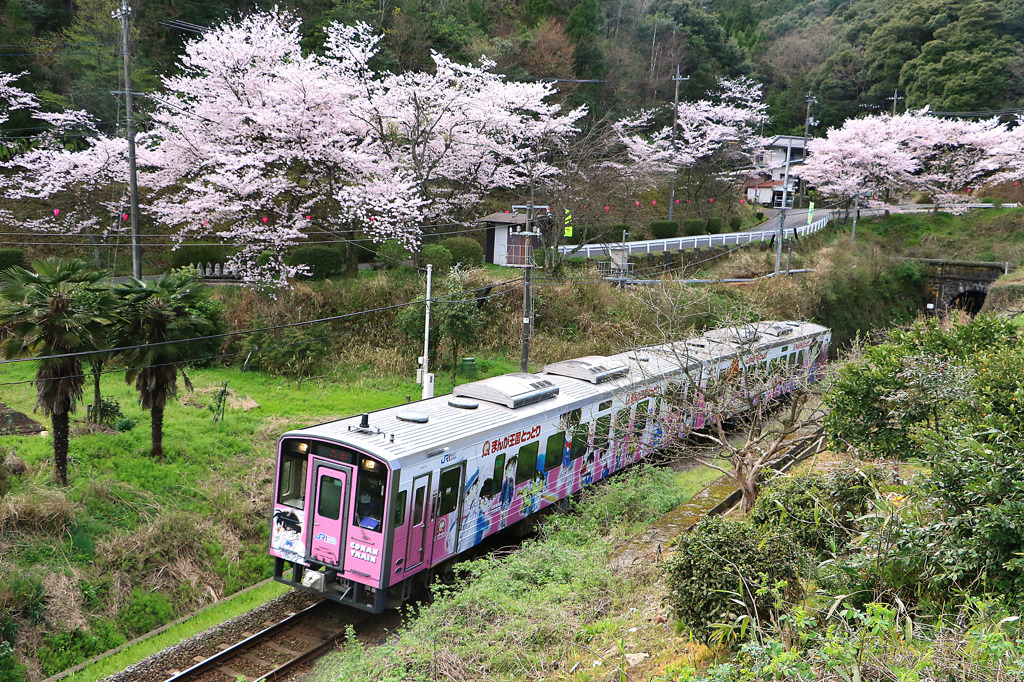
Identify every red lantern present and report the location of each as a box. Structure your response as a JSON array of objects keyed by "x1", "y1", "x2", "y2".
[
  {"x1": 262, "y1": 217, "x2": 268, "y2": 223},
  {"x1": 54, "y1": 209, "x2": 60, "y2": 217},
  {"x1": 605, "y1": 206, "x2": 610, "y2": 212},
  {"x1": 652, "y1": 200, "x2": 656, "y2": 206}
]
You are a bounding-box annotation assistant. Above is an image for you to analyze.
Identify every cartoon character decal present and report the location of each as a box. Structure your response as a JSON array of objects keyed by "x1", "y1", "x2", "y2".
[
  {"x1": 497, "y1": 454, "x2": 517, "y2": 529},
  {"x1": 458, "y1": 469, "x2": 490, "y2": 552},
  {"x1": 271, "y1": 509, "x2": 304, "y2": 563}
]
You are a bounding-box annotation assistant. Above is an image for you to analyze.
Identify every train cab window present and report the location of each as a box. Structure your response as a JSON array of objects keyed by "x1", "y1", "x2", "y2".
[
  {"x1": 438, "y1": 467, "x2": 461, "y2": 516},
  {"x1": 595, "y1": 414, "x2": 612, "y2": 450},
  {"x1": 516, "y1": 442, "x2": 539, "y2": 484},
  {"x1": 355, "y1": 456, "x2": 387, "y2": 532},
  {"x1": 317, "y1": 476, "x2": 344, "y2": 521},
  {"x1": 544, "y1": 432, "x2": 565, "y2": 471},
  {"x1": 277, "y1": 445, "x2": 308, "y2": 510},
  {"x1": 797, "y1": 350, "x2": 805, "y2": 367},
  {"x1": 393, "y1": 490, "x2": 407, "y2": 527}
]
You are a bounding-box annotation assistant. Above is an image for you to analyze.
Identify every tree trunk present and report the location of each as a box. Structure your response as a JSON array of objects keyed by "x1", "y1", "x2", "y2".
[
  {"x1": 737, "y1": 474, "x2": 760, "y2": 514},
  {"x1": 343, "y1": 230, "x2": 359, "y2": 276},
  {"x1": 91, "y1": 365, "x2": 102, "y2": 423},
  {"x1": 151, "y1": 402, "x2": 164, "y2": 460},
  {"x1": 52, "y1": 410, "x2": 70, "y2": 486}
]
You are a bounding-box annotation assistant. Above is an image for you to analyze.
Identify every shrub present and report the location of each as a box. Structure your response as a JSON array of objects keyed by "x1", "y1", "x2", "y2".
[
  {"x1": 683, "y1": 220, "x2": 704, "y2": 236},
  {"x1": 421, "y1": 244, "x2": 452, "y2": 273},
  {"x1": 0, "y1": 640, "x2": 26, "y2": 682},
  {"x1": 114, "y1": 417, "x2": 135, "y2": 432},
  {"x1": 285, "y1": 245, "x2": 345, "y2": 280},
  {"x1": 750, "y1": 466, "x2": 878, "y2": 555},
  {"x1": 0, "y1": 575, "x2": 46, "y2": 625},
  {"x1": 650, "y1": 220, "x2": 679, "y2": 240},
  {"x1": 0, "y1": 249, "x2": 25, "y2": 272},
  {"x1": 665, "y1": 516, "x2": 803, "y2": 643},
  {"x1": 36, "y1": 621, "x2": 125, "y2": 677},
  {"x1": 169, "y1": 245, "x2": 230, "y2": 270},
  {"x1": 755, "y1": 212, "x2": 765, "y2": 221},
  {"x1": 117, "y1": 588, "x2": 174, "y2": 637},
  {"x1": 376, "y1": 240, "x2": 412, "y2": 267},
  {"x1": 0, "y1": 463, "x2": 8, "y2": 500},
  {"x1": 93, "y1": 397, "x2": 124, "y2": 428},
  {"x1": 729, "y1": 216, "x2": 742, "y2": 231},
  {"x1": 441, "y1": 237, "x2": 484, "y2": 267},
  {"x1": 706, "y1": 217, "x2": 724, "y2": 234}
]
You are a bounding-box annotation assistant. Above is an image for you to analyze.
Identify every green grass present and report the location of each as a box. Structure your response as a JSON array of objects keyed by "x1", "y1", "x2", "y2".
[{"x1": 63, "y1": 580, "x2": 291, "y2": 682}]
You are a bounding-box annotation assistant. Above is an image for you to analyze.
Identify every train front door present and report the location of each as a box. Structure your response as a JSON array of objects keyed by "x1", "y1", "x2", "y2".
[
  {"x1": 405, "y1": 474, "x2": 432, "y2": 571},
  {"x1": 307, "y1": 464, "x2": 348, "y2": 567}
]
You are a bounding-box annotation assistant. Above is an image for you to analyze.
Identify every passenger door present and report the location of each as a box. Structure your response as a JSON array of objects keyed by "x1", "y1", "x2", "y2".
[
  {"x1": 405, "y1": 474, "x2": 432, "y2": 572},
  {"x1": 307, "y1": 464, "x2": 348, "y2": 567}
]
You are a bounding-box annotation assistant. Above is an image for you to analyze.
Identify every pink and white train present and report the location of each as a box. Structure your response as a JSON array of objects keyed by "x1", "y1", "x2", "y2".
[{"x1": 270, "y1": 320, "x2": 831, "y2": 612}]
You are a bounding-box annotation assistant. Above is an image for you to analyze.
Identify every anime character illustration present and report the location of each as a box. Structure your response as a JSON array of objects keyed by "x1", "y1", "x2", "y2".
[
  {"x1": 556, "y1": 430, "x2": 574, "y2": 494},
  {"x1": 519, "y1": 471, "x2": 546, "y2": 516},
  {"x1": 271, "y1": 509, "x2": 304, "y2": 563},
  {"x1": 458, "y1": 469, "x2": 489, "y2": 552},
  {"x1": 498, "y1": 454, "x2": 517, "y2": 529},
  {"x1": 581, "y1": 451, "x2": 595, "y2": 485}
]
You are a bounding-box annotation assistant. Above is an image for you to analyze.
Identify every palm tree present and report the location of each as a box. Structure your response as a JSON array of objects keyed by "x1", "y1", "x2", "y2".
[
  {"x1": 0, "y1": 258, "x2": 111, "y2": 486},
  {"x1": 114, "y1": 273, "x2": 214, "y2": 459}
]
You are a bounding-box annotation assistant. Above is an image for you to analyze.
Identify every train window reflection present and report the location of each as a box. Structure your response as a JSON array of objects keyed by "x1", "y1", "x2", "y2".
[
  {"x1": 544, "y1": 432, "x2": 565, "y2": 471},
  {"x1": 355, "y1": 456, "x2": 386, "y2": 532},
  {"x1": 438, "y1": 467, "x2": 461, "y2": 516},
  {"x1": 317, "y1": 475, "x2": 343, "y2": 521},
  {"x1": 516, "y1": 442, "x2": 539, "y2": 484},
  {"x1": 393, "y1": 490, "x2": 407, "y2": 527},
  {"x1": 277, "y1": 450, "x2": 307, "y2": 510},
  {"x1": 413, "y1": 487, "x2": 426, "y2": 526}
]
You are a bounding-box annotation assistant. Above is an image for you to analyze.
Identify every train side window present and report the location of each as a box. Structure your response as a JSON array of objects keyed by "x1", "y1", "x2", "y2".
[
  {"x1": 317, "y1": 476, "x2": 343, "y2": 521},
  {"x1": 571, "y1": 430, "x2": 588, "y2": 460},
  {"x1": 438, "y1": 468, "x2": 461, "y2": 516},
  {"x1": 393, "y1": 490, "x2": 407, "y2": 527},
  {"x1": 599, "y1": 400, "x2": 613, "y2": 412},
  {"x1": 544, "y1": 432, "x2": 565, "y2": 471},
  {"x1": 277, "y1": 450, "x2": 307, "y2": 509},
  {"x1": 516, "y1": 442, "x2": 539, "y2": 483},
  {"x1": 561, "y1": 409, "x2": 582, "y2": 431},
  {"x1": 595, "y1": 414, "x2": 612, "y2": 449},
  {"x1": 485, "y1": 454, "x2": 505, "y2": 498},
  {"x1": 613, "y1": 409, "x2": 631, "y2": 441},
  {"x1": 413, "y1": 487, "x2": 426, "y2": 525},
  {"x1": 634, "y1": 401, "x2": 649, "y2": 436}
]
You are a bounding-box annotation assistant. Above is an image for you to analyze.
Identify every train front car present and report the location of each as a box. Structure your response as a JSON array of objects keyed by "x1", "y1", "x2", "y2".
[{"x1": 270, "y1": 436, "x2": 393, "y2": 612}]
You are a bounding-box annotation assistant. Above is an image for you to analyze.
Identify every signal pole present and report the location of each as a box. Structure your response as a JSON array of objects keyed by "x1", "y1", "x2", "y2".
[
  {"x1": 667, "y1": 65, "x2": 689, "y2": 222},
  {"x1": 114, "y1": 0, "x2": 141, "y2": 278},
  {"x1": 887, "y1": 89, "x2": 903, "y2": 116}
]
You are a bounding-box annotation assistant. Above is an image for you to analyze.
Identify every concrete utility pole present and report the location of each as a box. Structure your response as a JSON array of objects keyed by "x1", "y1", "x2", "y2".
[
  {"x1": 114, "y1": 0, "x2": 141, "y2": 278},
  {"x1": 419, "y1": 264, "x2": 434, "y2": 400},
  {"x1": 887, "y1": 89, "x2": 903, "y2": 116},
  {"x1": 667, "y1": 65, "x2": 689, "y2": 222},
  {"x1": 775, "y1": 137, "x2": 793, "y2": 276},
  {"x1": 800, "y1": 91, "x2": 817, "y2": 208}
]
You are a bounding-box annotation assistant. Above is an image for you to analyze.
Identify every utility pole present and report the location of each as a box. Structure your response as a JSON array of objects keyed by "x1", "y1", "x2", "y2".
[
  {"x1": 667, "y1": 65, "x2": 689, "y2": 222},
  {"x1": 520, "y1": 204, "x2": 534, "y2": 373},
  {"x1": 851, "y1": 193, "x2": 862, "y2": 241},
  {"x1": 114, "y1": 0, "x2": 141, "y2": 278},
  {"x1": 418, "y1": 264, "x2": 434, "y2": 399},
  {"x1": 800, "y1": 91, "x2": 817, "y2": 208},
  {"x1": 887, "y1": 89, "x2": 903, "y2": 116},
  {"x1": 775, "y1": 137, "x2": 793, "y2": 276}
]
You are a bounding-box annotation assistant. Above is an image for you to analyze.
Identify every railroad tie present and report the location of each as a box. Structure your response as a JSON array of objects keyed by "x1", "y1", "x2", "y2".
[{"x1": 216, "y1": 664, "x2": 254, "y2": 681}]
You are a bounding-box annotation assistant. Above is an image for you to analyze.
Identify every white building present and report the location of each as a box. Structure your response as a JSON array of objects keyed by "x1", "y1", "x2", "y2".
[{"x1": 744, "y1": 135, "x2": 807, "y2": 208}]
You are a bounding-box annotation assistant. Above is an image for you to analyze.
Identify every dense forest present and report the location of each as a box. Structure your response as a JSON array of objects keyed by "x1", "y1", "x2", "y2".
[{"x1": 1, "y1": 0, "x2": 1023, "y2": 139}]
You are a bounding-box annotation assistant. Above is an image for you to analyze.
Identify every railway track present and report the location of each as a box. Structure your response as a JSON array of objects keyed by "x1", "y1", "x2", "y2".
[{"x1": 163, "y1": 600, "x2": 358, "y2": 682}]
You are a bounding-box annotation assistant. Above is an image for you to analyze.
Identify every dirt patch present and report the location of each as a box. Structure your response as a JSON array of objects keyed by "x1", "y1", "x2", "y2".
[
  {"x1": 71, "y1": 422, "x2": 117, "y2": 436},
  {"x1": 42, "y1": 569, "x2": 89, "y2": 632},
  {"x1": 0, "y1": 402, "x2": 45, "y2": 436},
  {"x1": 179, "y1": 387, "x2": 260, "y2": 411}
]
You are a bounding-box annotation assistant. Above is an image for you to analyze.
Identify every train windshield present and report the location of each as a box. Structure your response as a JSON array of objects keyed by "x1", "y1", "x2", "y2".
[
  {"x1": 355, "y1": 456, "x2": 387, "y2": 532},
  {"x1": 278, "y1": 440, "x2": 308, "y2": 509}
]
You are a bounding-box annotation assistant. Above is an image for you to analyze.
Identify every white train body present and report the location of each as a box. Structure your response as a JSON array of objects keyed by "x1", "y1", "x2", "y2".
[{"x1": 270, "y1": 320, "x2": 831, "y2": 612}]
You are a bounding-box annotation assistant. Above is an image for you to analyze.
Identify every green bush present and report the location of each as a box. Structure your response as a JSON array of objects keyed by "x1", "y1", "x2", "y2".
[
  {"x1": 93, "y1": 397, "x2": 124, "y2": 428},
  {"x1": 421, "y1": 244, "x2": 452, "y2": 273},
  {"x1": 755, "y1": 212, "x2": 765, "y2": 221},
  {"x1": 0, "y1": 575, "x2": 46, "y2": 625},
  {"x1": 729, "y1": 216, "x2": 742, "y2": 231},
  {"x1": 0, "y1": 641, "x2": 26, "y2": 682},
  {"x1": 114, "y1": 417, "x2": 136, "y2": 432},
  {"x1": 0, "y1": 249, "x2": 25, "y2": 272},
  {"x1": 441, "y1": 237, "x2": 484, "y2": 267},
  {"x1": 36, "y1": 621, "x2": 125, "y2": 677},
  {"x1": 169, "y1": 245, "x2": 230, "y2": 270},
  {"x1": 665, "y1": 516, "x2": 803, "y2": 643},
  {"x1": 285, "y1": 245, "x2": 345, "y2": 280},
  {"x1": 683, "y1": 220, "x2": 704, "y2": 236},
  {"x1": 651, "y1": 220, "x2": 679, "y2": 240},
  {"x1": 117, "y1": 588, "x2": 174, "y2": 638},
  {"x1": 376, "y1": 239, "x2": 412, "y2": 267},
  {"x1": 706, "y1": 217, "x2": 724, "y2": 234},
  {"x1": 750, "y1": 466, "x2": 878, "y2": 555}
]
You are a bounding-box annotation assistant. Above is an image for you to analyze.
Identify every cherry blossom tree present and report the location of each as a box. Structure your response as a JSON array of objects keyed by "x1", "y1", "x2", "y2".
[
  {"x1": 611, "y1": 77, "x2": 769, "y2": 184},
  {"x1": 802, "y1": 110, "x2": 1024, "y2": 206}
]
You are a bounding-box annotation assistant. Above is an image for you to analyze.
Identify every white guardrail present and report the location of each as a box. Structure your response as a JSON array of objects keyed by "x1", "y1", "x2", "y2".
[{"x1": 558, "y1": 210, "x2": 835, "y2": 259}]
